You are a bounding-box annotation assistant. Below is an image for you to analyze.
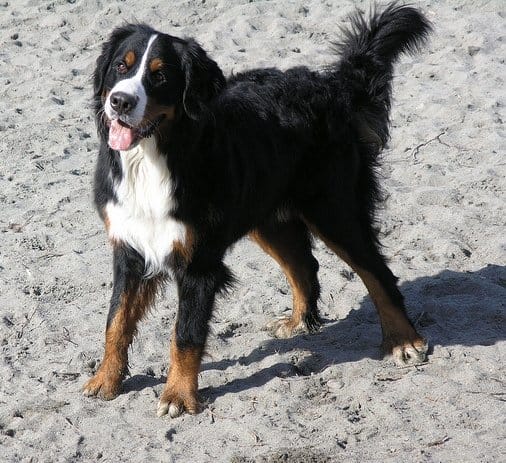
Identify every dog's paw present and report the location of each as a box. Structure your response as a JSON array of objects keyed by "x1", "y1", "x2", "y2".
[
  {"x1": 82, "y1": 371, "x2": 121, "y2": 400},
  {"x1": 156, "y1": 387, "x2": 201, "y2": 418},
  {"x1": 383, "y1": 336, "x2": 428, "y2": 367},
  {"x1": 265, "y1": 316, "x2": 316, "y2": 339}
]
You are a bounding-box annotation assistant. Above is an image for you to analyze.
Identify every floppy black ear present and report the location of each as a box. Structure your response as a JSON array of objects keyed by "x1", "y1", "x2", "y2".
[
  {"x1": 93, "y1": 39, "x2": 114, "y2": 104},
  {"x1": 176, "y1": 39, "x2": 225, "y2": 120}
]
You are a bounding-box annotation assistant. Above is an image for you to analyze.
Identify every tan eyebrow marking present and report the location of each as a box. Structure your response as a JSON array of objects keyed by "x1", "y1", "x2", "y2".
[
  {"x1": 149, "y1": 58, "x2": 164, "y2": 72},
  {"x1": 124, "y1": 51, "x2": 136, "y2": 68}
]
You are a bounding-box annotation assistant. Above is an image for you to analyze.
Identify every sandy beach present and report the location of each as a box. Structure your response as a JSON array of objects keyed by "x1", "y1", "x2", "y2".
[{"x1": 0, "y1": 0, "x2": 505, "y2": 461}]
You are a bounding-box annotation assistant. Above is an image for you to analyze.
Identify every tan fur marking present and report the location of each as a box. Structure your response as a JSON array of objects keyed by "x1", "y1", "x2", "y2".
[
  {"x1": 306, "y1": 224, "x2": 427, "y2": 363},
  {"x1": 250, "y1": 230, "x2": 313, "y2": 324},
  {"x1": 159, "y1": 337, "x2": 202, "y2": 414},
  {"x1": 172, "y1": 227, "x2": 195, "y2": 263},
  {"x1": 168, "y1": 337, "x2": 202, "y2": 391},
  {"x1": 82, "y1": 302, "x2": 131, "y2": 399},
  {"x1": 312, "y1": 233, "x2": 419, "y2": 342},
  {"x1": 82, "y1": 279, "x2": 160, "y2": 399},
  {"x1": 124, "y1": 50, "x2": 136, "y2": 68},
  {"x1": 149, "y1": 57, "x2": 164, "y2": 72}
]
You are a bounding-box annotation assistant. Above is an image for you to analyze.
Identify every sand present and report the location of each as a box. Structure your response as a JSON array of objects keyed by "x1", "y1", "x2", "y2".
[{"x1": 0, "y1": 0, "x2": 505, "y2": 461}]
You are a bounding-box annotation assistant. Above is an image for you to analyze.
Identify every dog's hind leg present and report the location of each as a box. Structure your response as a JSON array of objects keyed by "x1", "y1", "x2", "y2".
[
  {"x1": 304, "y1": 206, "x2": 428, "y2": 367},
  {"x1": 83, "y1": 246, "x2": 160, "y2": 400},
  {"x1": 250, "y1": 218, "x2": 321, "y2": 338}
]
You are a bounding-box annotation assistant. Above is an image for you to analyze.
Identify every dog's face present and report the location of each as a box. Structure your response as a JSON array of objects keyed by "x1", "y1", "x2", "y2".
[
  {"x1": 94, "y1": 24, "x2": 225, "y2": 150},
  {"x1": 101, "y1": 32, "x2": 182, "y2": 151}
]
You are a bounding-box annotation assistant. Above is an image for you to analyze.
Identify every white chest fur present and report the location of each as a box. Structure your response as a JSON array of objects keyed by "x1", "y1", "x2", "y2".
[{"x1": 105, "y1": 137, "x2": 186, "y2": 276}]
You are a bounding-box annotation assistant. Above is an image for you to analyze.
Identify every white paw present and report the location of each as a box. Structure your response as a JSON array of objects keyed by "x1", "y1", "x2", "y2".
[
  {"x1": 265, "y1": 317, "x2": 308, "y2": 339},
  {"x1": 156, "y1": 400, "x2": 183, "y2": 418},
  {"x1": 391, "y1": 340, "x2": 429, "y2": 367}
]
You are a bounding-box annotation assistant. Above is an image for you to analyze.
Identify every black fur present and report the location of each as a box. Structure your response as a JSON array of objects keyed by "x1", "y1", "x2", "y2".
[
  {"x1": 92, "y1": 4, "x2": 431, "y2": 385},
  {"x1": 174, "y1": 38, "x2": 226, "y2": 119}
]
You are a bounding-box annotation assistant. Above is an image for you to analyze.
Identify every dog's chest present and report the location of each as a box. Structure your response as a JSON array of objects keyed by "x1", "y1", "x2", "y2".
[{"x1": 105, "y1": 137, "x2": 185, "y2": 275}]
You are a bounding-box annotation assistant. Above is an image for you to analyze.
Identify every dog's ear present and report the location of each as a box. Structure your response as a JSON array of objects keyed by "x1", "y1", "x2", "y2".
[
  {"x1": 175, "y1": 39, "x2": 225, "y2": 120},
  {"x1": 93, "y1": 39, "x2": 114, "y2": 104}
]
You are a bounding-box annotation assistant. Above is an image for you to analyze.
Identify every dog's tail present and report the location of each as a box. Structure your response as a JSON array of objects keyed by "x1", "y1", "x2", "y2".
[{"x1": 334, "y1": 3, "x2": 432, "y2": 148}]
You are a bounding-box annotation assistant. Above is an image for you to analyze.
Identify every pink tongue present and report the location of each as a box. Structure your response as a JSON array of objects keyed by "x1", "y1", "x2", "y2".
[{"x1": 108, "y1": 120, "x2": 135, "y2": 151}]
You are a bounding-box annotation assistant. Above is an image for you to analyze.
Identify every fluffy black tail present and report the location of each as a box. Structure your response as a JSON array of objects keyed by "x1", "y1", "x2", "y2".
[{"x1": 335, "y1": 3, "x2": 432, "y2": 147}]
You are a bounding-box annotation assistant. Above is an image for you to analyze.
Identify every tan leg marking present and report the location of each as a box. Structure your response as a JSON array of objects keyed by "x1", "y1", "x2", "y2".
[
  {"x1": 83, "y1": 280, "x2": 160, "y2": 399},
  {"x1": 250, "y1": 228, "x2": 318, "y2": 338},
  {"x1": 316, "y1": 234, "x2": 427, "y2": 366},
  {"x1": 157, "y1": 337, "x2": 202, "y2": 418},
  {"x1": 83, "y1": 304, "x2": 131, "y2": 400},
  {"x1": 355, "y1": 267, "x2": 428, "y2": 365}
]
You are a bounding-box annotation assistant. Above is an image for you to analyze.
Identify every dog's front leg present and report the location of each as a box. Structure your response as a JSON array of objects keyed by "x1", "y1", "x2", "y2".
[
  {"x1": 157, "y1": 259, "x2": 231, "y2": 418},
  {"x1": 83, "y1": 246, "x2": 158, "y2": 400}
]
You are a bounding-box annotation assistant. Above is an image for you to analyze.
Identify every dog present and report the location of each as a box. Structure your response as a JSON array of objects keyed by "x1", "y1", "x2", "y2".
[{"x1": 83, "y1": 3, "x2": 431, "y2": 418}]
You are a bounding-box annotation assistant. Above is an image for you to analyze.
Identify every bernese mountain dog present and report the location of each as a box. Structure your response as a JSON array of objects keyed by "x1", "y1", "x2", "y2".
[{"x1": 83, "y1": 4, "x2": 431, "y2": 418}]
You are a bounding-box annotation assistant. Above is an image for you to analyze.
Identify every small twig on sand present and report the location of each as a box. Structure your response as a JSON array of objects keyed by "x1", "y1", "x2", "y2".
[
  {"x1": 15, "y1": 307, "x2": 37, "y2": 339},
  {"x1": 53, "y1": 372, "x2": 81, "y2": 380},
  {"x1": 413, "y1": 311, "x2": 426, "y2": 326},
  {"x1": 465, "y1": 390, "x2": 506, "y2": 402},
  {"x1": 279, "y1": 375, "x2": 316, "y2": 381},
  {"x1": 394, "y1": 361, "x2": 429, "y2": 370},
  {"x1": 207, "y1": 408, "x2": 239, "y2": 422},
  {"x1": 62, "y1": 327, "x2": 78, "y2": 346},
  {"x1": 64, "y1": 416, "x2": 81, "y2": 433},
  {"x1": 249, "y1": 431, "x2": 261, "y2": 444},
  {"x1": 38, "y1": 253, "x2": 64, "y2": 260},
  {"x1": 6, "y1": 213, "x2": 35, "y2": 233},
  {"x1": 427, "y1": 435, "x2": 450, "y2": 447},
  {"x1": 411, "y1": 128, "x2": 450, "y2": 162}
]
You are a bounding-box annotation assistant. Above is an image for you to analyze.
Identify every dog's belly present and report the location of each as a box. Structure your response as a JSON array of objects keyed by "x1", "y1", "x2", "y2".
[{"x1": 105, "y1": 137, "x2": 186, "y2": 275}]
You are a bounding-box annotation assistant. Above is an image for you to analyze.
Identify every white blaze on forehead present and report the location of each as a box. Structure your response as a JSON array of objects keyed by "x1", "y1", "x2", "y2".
[{"x1": 104, "y1": 34, "x2": 158, "y2": 125}]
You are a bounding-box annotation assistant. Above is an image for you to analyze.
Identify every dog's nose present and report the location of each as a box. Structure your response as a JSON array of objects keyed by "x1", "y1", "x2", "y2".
[{"x1": 109, "y1": 92, "x2": 138, "y2": 115}]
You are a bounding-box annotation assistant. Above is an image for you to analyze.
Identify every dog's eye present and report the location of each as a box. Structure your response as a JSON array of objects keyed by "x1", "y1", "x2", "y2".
[
  {"x1": 152, "y1": 71, "x2": 166, "y2": 84},
  {"x1": 116, "y1": 62, "x2": 127, "y2": 74}
]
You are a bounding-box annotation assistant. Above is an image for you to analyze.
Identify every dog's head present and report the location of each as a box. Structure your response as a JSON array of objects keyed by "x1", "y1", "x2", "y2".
[{"x1": 93, "y1": 24, "x2": 225, "y2": 150}]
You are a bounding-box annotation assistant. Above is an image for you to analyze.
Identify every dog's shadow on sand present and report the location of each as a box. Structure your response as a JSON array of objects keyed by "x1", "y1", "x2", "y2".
[
  {"x1": 123, "y1": 264, "x2": 505, "y2": 400},
  {"x1": 122, "y1": 374, "x2": 163, "y2": 394},
  {"x1": 201, "y1": 264, "x2": 506, "y2": 402}
]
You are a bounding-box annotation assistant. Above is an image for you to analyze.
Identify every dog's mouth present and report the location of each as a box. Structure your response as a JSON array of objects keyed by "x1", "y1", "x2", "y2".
[{"x1": 108, "y1": 115, "x2": 166, "y2": 151}]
